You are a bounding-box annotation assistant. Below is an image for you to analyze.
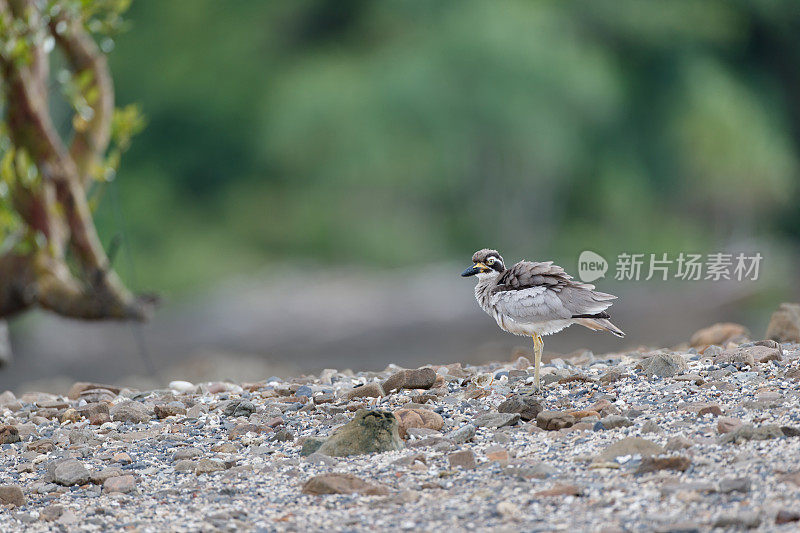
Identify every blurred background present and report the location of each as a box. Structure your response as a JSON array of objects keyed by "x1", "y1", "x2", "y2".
[{"x1": 3, "y1": 0, "x2": 800, "y2": 393}]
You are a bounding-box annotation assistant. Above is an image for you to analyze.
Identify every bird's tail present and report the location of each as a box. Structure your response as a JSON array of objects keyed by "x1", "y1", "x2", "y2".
[{"x1": 574, "y1": 317, "x2": 625, "y2": 338}]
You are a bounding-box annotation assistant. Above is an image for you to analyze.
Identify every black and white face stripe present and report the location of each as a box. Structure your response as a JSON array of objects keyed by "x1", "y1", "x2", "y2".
[{"x1": 484, "y1": 255, "x2": 504, "y2": 272}]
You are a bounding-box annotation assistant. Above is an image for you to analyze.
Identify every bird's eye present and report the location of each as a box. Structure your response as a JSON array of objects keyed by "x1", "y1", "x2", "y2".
[{"x1": 487, "y1": 257, "x2": 495, "y2": 265}]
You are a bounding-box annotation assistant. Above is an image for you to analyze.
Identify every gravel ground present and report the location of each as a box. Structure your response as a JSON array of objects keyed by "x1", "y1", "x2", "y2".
[{"x1": 1, "y1": 336, "x2": 799, "y2": 532}]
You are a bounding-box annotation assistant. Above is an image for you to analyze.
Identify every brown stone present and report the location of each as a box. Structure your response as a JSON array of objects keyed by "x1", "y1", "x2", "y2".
[
  {"x1": 698, "y1": 404, "x2": 723, "y2": 417},
  {"x1": 536, "y1": 411, "x2": 575, "y2": 431},
  {"x1": 394, "y1": 408, "x2": 444, "y2": 439},
  {"x1": 497, "y1": 395, "x2": 542, "y2": 421},
  {"x1": 103, "y1": 475, "x2": 136, "y2": 493},
  {"x1": 77, "y1": 402, "x2": 110, "y2": 425},
  {"x1": 302, "y1": 473, "x2": 389, "y2": 495},
  {"x1": 635, "y1": 455, "x2": 691, "y2": 474},
  {"x1": 448, "y1": 449, "x2": 476, "y2": 469},
  {"x1": 534, "y1": 483, "x2": 582, "y2": 497},
  {"x1": 0, "y1": 485, "x2": 25, "y2": 507},
  {"x1": 485, "y1": 447, "x2": 509, "y2": 463},
  {"x1": 690, "y1": 323, "x2": 749, "y2": 349},
  {"x1": 776, "y1": 510, "x2": 800, "y2": 525},
  {"x1": 569, "y1": 410, "x2": 600, "y2": 420},
  {"x1": 0, "y1": 425, "x2": 20, "y2": 444},
  {"x1": 714, "y1": 349, "x2": 756, "y2": 367},
  {"x1": 67, "y1": 382, "x2": 121, "y2": 400},
  {"x1": 344, "y1": 382, "x2": 385, "y2": 400},
  {"x1": 765, "y1": 303, "x2": 800, "y2": 343}
]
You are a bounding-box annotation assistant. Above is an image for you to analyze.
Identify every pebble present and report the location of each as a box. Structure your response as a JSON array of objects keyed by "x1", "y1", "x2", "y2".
[
  {"x1": 302, "y1": 473, "x2": 389, "y2": 495},
  {"x1": 640, "y1": 352, "x2": 688, "y2": 378},
  {"x1": 448, "y1": 449, "x2": 476, "y2": 469},
  {"x1": 110, "y1": 401, "x2": 151, "y2": 424},
  {"x1": 0, "y1": 485, "x2": 25, "y2": 507},
  {"x1": 473, "y1": 412, "x2": 520, "y2": 428},
  {"x1": 51, "y1": 459, "x2": 90, "y2": 486},
  {"x1": 536, "y1": 411, "x2": 575, "y2": 430},
  {"x1": 0, "y1": 335, "x2": 798, "y2": 531}
]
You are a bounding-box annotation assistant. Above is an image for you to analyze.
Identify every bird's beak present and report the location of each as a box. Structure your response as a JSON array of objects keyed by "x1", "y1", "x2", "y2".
[{"x1": 461, "y1": 263, "x2": 487, "y2": 277}]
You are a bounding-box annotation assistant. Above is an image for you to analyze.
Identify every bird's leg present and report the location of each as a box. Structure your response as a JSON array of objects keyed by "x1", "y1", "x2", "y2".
[{"x1": 533, "y1": 334, "x2": 543, "y2": 392}]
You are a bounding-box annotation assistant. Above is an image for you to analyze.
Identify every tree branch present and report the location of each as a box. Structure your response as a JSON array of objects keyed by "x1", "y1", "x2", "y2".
[{"x1": 49, "y1": 14, "x2": 114, "y2": 184}]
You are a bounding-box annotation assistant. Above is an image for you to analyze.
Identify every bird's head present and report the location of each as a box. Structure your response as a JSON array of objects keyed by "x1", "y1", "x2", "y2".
[{"x1": 462, "y1": 249, "x2": 505, "y2": 279}]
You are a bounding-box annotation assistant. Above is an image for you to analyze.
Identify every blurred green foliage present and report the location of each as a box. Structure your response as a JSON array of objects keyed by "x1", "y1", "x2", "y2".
[{"x1": 89, "y1": 0, "x2": 800, "y2": 292}]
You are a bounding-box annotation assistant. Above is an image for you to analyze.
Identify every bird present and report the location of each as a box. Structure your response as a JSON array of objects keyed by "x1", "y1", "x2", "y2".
[{"x1": 461, "y1": 249, "x2": 624, "y2": 392}]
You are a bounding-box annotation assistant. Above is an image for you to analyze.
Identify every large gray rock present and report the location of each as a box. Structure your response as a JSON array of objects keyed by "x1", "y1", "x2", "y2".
[
  {"x1": 640, "y1": 352, "x2": 688, "y2": 378},
  {"x1": 316, "y1": 409, "x2": 403, "y2": 457},
  {"x1": 51, "y1": 459, "x2": 90, "y2": 486}
]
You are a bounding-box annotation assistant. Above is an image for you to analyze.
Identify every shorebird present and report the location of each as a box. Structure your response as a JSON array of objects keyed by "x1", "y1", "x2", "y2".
[{"x1": 462, "y1": 249, "x2": 624, "y2": 392}]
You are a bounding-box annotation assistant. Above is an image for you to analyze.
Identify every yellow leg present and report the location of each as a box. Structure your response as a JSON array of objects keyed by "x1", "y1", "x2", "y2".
[{"x1": 533, "y1": 334, "x2": 543, "y2": 393}]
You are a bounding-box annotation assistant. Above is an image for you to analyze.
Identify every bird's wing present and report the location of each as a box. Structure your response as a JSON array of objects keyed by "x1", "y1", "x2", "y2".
[{"x1": 489, "y1": 261, "x2": 617, "y2": 322}]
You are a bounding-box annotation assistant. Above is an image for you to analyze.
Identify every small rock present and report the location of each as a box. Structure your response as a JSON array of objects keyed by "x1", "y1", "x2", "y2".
[
  {"x1": 497, "y1": 395, "x2": 542, "y2": 421},
  {"x1": 600, "y1": 415, "x2": 632, "y2": 429},
  {"x1": 76, "y1": 403, "x2": 110, "y2": 425},
  {"x1": 317, "y1": 409, "x2": 403, "y2": 456},
  {"x1": 103, "y1": 475, "x2": 136, "y2": 493},
  {"x1": 302, "y1": 473, "x2": 389, "y2": 495},
  {"x1": 765, "y1": 303, "x2": 800, "y2": 343},
  {"x1": 713, "y1": 512, "x2": 760, "y2": 529},
  {"x1": 640, "y1": 352, "x2": 688, "y2": 378},
  {"x1": 775, "y1": 510, "x2": 800, "y2": 525},
  {"x1": 110, "y1": 401, "x2": 151, "y2": 424},
  {"x1": 714, "y1": 348, "x2": 755, "y2": 368},
  {"x1": 599, "y1": 367, "x2": 627, "y2": 384},
  {"x1": 594, "y1": 437, "x2": 664, "y2": 463},
  {"x1": 534, "y1": 483, "x2": 582, "y2": 497},
  {"x1": 719, "y1": 477, "x2": 751, "y2": 493},
  {"x1": 0, "y1": 484, "x2": 25, "y2": 507},
  {"x1": 641, "y1": 420, "x2": 662, "y2": 434},
  {"x1": 52, "y1": 459, "x2": 90, "y2": 486},
  {"x1": 383, "y1": 368, "x2": 437, "y2": 393},
  {"x1": 474, "y1": 412, "x2": 520, "y2": 429},
  {"x1": 195, "y1": 458, "x2": 226, "y2": 474},
  {"x1": 446, "y1": 424, "x2": 476, "y2": 444},
  {"x1": 67, "y1": 382, "x2": 121, "y2": 400},
  {"x1": 719, "y1": 424, "x2": 783, "y2": 444},
  {"x1": 635, "y1": 455, "x2": 690, "y2": 474},
  {"x1": 665, "y1": 436, "x2": 693, "y2": 450},
  {"x1": 690, "y1": 323, "x2": 749, "y2": 349},
  {"x1": 173, "y1": 447, "x2": 203, "y2": 461},
  {"x1": 536, "y1": 411, "x2": 575, "y2": 431},
  {"x1": 222, "y1": 400, "x2": 256, "y2": 418},
  {"x1": 154, "y1": 402, "x2": 187, "y2": 419},
  {"x1": 0, "y1": 425, "x2": 20, "y2": 444},
  {"x1": 39, "y1": 505, "x2": 64, "y2": 522},
  {"x1": 112, "y1": 451, "x2": 132, "y2": 464},
  {"x1": 395, "y1": 408, "x2": 444, "y2": 438},
  {"x1": 344, "y1": 382, "x2": 385, "y2": 400},
  {"x1": 168, "y1": 380, "x2": 196, "y2": 393},
  {"x1": 782, "y1": 426, "x2": 800, "y2": 437},
  {"x1": 448, "y1": 449, "x2": 476, "y2": 469},
  {"x1": 90, "y1": 467, "x2": 124, "y2": 484},
  {"x1": 698, "y1": 404, "x2": 722, "y2": 417}
]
